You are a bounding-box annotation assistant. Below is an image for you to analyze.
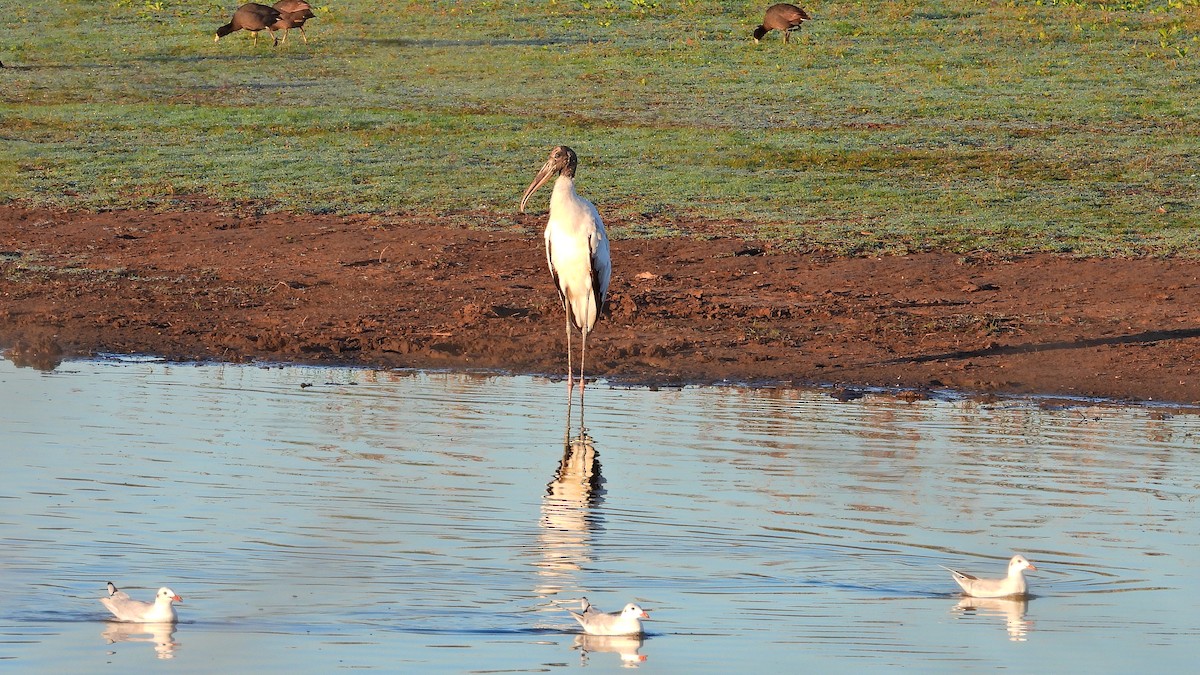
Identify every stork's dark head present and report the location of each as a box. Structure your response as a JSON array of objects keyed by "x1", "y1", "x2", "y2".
[{"x1": 520, "y1": 145, "x2": 578, "y2": 213}]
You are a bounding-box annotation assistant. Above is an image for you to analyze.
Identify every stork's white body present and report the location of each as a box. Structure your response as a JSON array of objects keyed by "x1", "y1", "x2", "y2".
[{"x1": 545, "y1": 175, "x2": 611, "y2": 336}]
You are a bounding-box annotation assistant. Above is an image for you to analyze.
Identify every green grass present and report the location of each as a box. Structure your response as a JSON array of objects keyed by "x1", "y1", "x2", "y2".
[{"x1": 1, "y1": 0, "x2": 1197, "y2": 256}]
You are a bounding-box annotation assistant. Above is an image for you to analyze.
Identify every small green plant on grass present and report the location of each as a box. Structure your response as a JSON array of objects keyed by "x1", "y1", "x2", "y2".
[
  {"x1": 1157, "y1": 23, "x2": 1192, "y2": 57},
  {"x1": 113, "y1": 0, "x2": 168, "y2": 19}
]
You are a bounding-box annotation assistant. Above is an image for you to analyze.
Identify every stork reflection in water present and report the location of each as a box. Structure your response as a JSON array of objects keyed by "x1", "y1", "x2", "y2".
[
  {"x1": 520, "y1": 145, "x2": 612, "y2": 433},
  {"x1": 535, "y1": 429, "x2": 605, "y2": 596}
]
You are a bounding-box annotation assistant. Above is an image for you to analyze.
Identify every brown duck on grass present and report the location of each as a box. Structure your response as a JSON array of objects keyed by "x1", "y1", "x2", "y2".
[
  {"x1": 215, "y1": 3, "x2": 283, "y2": 46},
  {"x1": 753, "y1": 3, "x2": 811, "y2": 44},
  {"x1": 272, "y1": 1, "x2": 316, "y2": 44}
]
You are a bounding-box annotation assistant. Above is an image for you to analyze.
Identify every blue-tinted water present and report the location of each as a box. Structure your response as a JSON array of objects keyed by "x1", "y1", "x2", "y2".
[{"x1": 1, "y1": 357, "x2": 1198, "y2": 672}]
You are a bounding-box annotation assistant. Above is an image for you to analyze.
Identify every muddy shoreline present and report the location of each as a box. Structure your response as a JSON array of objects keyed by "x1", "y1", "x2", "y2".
[{"x1": 2, "y1": 205, "x2": 1198, "y2": 403}]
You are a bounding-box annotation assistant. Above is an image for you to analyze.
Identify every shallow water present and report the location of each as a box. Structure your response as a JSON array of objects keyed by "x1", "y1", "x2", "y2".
[{"x1": 1, "y1": 357, "x2": 1198, "y2": 673}]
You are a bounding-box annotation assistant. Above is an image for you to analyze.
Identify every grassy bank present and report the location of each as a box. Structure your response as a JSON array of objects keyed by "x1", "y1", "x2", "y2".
[{"x1": 1, "y1": 0, "x2": 1197, "y2": 255}]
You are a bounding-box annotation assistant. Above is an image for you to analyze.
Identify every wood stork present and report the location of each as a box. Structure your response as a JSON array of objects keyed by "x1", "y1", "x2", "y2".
[
  {"x1": 215, "y1": 3, "x2": 282, "y2": 46},
  {"x1": 272, "y1": 0, "x2": 316, "y2": 44},
  {"x1": 520, "y1": 146, "x2": 612, "y2": 429},
  {"x1": 753, "y1": 3, "x2": 811, "y2": 44}
]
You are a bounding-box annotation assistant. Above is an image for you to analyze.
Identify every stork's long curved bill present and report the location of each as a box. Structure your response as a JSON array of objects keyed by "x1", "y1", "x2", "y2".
[{"x1": 520, "y1": 159, "x2": 558, "y2": 213}]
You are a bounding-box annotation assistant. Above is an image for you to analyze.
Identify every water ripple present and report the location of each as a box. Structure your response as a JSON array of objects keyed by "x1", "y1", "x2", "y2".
[{"x1": 2, "y1": 360, "x2": 1199, "y2": 672}]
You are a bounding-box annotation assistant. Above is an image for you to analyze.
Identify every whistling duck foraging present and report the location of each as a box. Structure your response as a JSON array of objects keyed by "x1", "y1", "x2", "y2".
[
  {"x1": 519, "y1": 146, "x2": 612, "y2": 431},
  {"x1": 272, "y1": 0, "x2": 316, "y2": 44},
  {"x1": 215, "y1": 3, "x2": 283, "y2": 46},
  {"x1": 753, "y1": 3, "x2": 811, "y2": 44}
]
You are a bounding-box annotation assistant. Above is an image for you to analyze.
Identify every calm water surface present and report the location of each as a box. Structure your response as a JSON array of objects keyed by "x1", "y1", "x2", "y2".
[{"x1": 1, "y1": 357, "x2": 1198, "y2": 672}]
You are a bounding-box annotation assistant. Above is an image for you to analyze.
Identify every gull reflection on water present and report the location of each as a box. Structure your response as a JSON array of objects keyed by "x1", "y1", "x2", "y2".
[
  {"x1": 574, "y1": 633, "x2": 647, "y2": 668},
  {"x1": 101, "y1": 621, "x2": 179, "y2": 659},
  {"x1": 953, "y1": 596, "x2": 1033, "y2": 642},
  {"x1": 535, "y1": 428, "x2": 605, "y2": 595}
]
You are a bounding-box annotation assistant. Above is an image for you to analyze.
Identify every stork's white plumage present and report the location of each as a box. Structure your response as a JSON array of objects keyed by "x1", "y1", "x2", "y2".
[{"x1": 520, "y1": 146, "x2": 611, "y2": 429}]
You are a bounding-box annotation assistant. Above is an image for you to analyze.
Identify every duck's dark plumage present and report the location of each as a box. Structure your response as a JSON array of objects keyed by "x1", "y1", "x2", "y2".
[
  {"x1": 753, "y1": 3, "x2": 811, "y2": 44},
  {"x1": 272, "y1": 0, "x2": 316, "y2": 44},
  {"x1": 215, "y1": 3, "x2": 283, "y2": 45}
]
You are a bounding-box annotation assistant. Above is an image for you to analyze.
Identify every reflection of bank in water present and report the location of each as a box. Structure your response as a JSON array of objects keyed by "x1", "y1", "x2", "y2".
[
  {"x1": 953, "y1": 596, "x2": 1033, "y2": 642},
  {"x1": 574, "y1": 633, "x2": 647, "y2": 667},
  {"x1": 3, "y1": 335, "x2": 64, "y2": 371},
  {"x1": 102, "y1": 621, "x2": 179, "y2": 659},
  {"x1": 534, "y1": 433, "x2": 605, "y2": 596}
]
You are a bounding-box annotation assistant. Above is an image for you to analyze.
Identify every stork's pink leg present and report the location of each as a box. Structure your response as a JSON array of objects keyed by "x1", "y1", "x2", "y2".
[
  {"x1": 579, "y1": 327, "x2": 587, "y2": 431},
  {"x1": 565, "y1": 311, "x2": 574, "y2": 396}
]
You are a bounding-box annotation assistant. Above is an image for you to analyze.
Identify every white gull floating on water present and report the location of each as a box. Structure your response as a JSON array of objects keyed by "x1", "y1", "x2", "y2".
[
  {"x1": 568, "y1": 597, "x2": 649, "y2": 636},
  {"x1": 100, "y1": 582, "x2": 183, "y2": 622},
  {"x1": 941, "y1": 555, "x2": 1037, "y2": 598}
]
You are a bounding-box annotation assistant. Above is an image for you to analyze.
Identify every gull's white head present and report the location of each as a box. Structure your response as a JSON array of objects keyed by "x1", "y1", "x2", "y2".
[
  {"x1": 157, "y1": 587, "x2": 183, "y2": 604},
  {"x1": 1009, "y1": 555, "x2": 1036, "y2": 574},
  {"x1": 622, "y1": 603, "x2": 649, "y2": 620}
]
